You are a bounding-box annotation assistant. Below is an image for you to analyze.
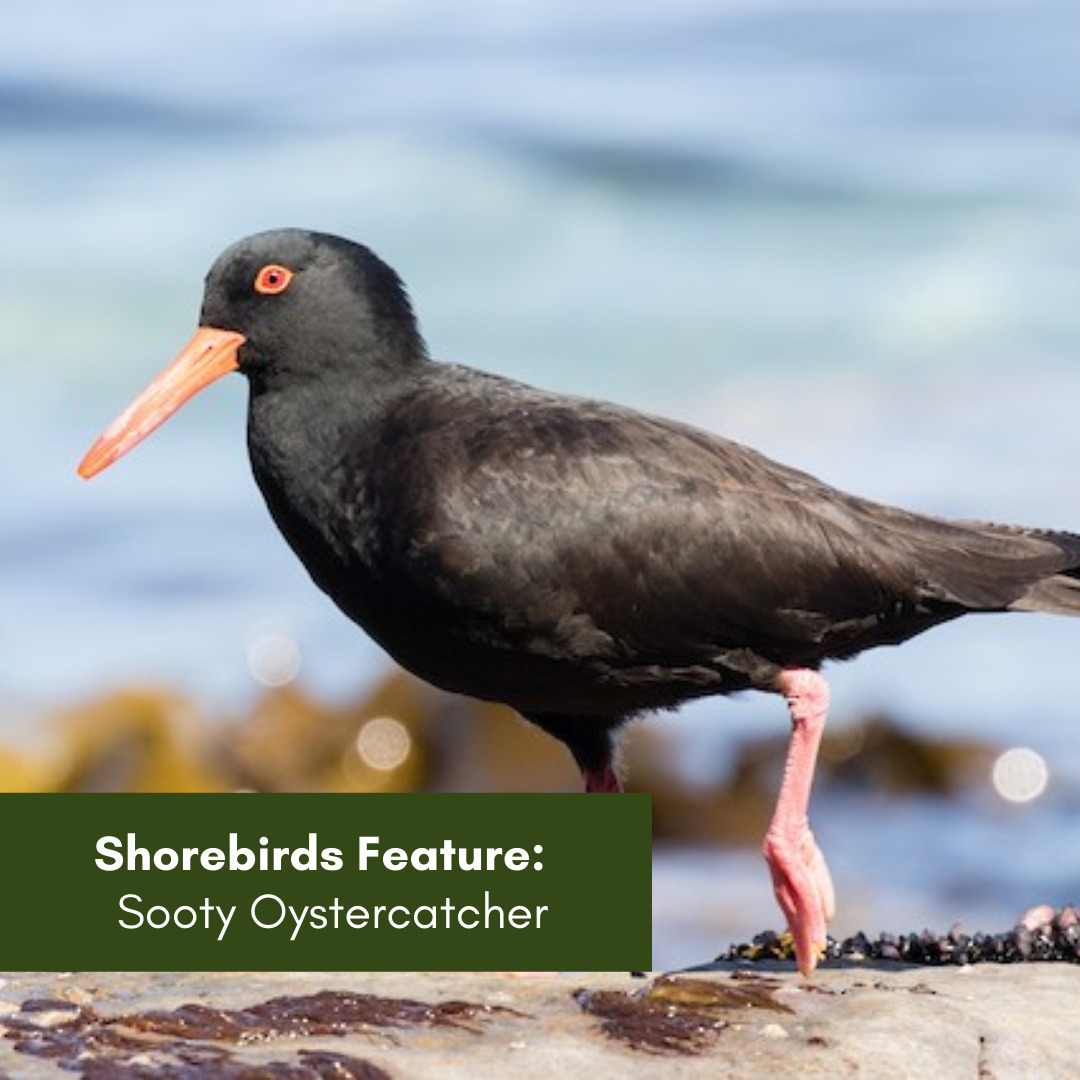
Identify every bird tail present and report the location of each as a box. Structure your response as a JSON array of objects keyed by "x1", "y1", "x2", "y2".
[
  {"x1": 931, "y1": 521, "x2": 1080, "y2": 617},
  {"x1": 885, "y1": 511, "x2": 1080, "y2": 619},
  {"x1": 1009, "y1": 563, "x2": 1080, "y2": 616}
]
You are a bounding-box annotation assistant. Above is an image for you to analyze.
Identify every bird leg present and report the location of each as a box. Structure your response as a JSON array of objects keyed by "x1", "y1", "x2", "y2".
[
  {"x1": 583, "y1": 766, "x2": 623, "y2": 793},
  {"x1": 762, "y1": 668, "x2": 835, "y2": 975},
  {"x1": 524, "y1": 713, "x2": 623, "y2": 793}
]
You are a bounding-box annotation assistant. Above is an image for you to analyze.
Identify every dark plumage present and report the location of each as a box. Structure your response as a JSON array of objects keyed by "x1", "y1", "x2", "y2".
[{"x1": 79, "y1": 229, "x2": 1080, "y2": 973}]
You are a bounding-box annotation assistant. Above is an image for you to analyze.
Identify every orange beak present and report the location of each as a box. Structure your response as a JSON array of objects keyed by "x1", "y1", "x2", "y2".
[{"x1": 77, "y1": 326, "x2": 246, "y2": 479}]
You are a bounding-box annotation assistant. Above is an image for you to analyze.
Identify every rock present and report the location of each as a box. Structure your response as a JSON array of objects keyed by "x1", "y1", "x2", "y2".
[{"x1": 0, "y1": 965, "x2": 1076, "y2": 1079}]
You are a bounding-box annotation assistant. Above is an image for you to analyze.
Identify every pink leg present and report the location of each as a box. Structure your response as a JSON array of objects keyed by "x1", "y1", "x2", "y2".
[
  {"x1": 584, "y1": 766, "x2": 623, "y2": 793},
  {"x1": 762, "y1": 668, "x2": 836, "y2": 976}
]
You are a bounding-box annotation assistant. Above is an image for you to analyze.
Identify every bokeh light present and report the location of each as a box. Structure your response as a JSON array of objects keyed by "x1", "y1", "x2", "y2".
[
  {"x1": 355, "y1": 716, "x2": 412, "y2": 772},
  {"x1": 991, "y1": 747, "x2": 1049, "y2": 804},
  {"x1": 246, "y1": 623, "x2": 302, "y2": 688}
]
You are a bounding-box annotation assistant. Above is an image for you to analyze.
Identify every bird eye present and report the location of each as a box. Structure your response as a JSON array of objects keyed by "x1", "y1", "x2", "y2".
[{"x1": 254, "y1": 264, "x2": 294, "y2": 295}]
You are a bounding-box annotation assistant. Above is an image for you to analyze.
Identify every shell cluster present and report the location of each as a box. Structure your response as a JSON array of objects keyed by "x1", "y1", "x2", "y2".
[{"x1": 722, "y1": 906, "x2": 1080, "y2": 966}]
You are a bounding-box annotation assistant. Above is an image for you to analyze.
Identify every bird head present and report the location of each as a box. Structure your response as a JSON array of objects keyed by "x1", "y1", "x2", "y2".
[{"x1": 77, "y1": 228, "x2": 423, "y2": 479}]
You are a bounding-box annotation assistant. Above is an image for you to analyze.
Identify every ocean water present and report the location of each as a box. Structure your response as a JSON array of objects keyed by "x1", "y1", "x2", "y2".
[{"x1": 3, "y1": 0, "x2": 1080, "y2": 967}]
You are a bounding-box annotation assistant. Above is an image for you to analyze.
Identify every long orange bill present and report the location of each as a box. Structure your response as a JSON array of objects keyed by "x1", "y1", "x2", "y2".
[{"x1": 77, "y1": 326, "x2": 246, "y2": 479}]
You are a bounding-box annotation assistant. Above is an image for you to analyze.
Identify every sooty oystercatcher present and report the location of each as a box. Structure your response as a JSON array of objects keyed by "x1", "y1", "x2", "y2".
[{"x1": 79, "y1": 229, "x2": 1080, "y2": 973}]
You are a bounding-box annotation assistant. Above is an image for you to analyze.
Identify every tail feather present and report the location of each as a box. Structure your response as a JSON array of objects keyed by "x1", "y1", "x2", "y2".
[
  {"x1": 1010, "y1": 565, "x2": 1080, "y2": 616},
  {"x1": 898, "y1": 517, "x2": 1080, "y2": 617}
]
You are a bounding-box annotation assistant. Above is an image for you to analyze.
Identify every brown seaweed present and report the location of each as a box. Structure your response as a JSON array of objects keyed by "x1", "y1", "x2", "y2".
[
  {"x1": 574, "y1": 973, "x2": 791, "y2": 1055},
  {"x1": 2, "y1": 988, "x2": 523, "y2": 1077}
]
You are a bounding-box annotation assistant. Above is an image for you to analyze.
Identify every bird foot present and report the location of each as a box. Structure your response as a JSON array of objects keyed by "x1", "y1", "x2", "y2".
[{"x1": 763, "y1": 818, "x2": 835, "y2": 975}]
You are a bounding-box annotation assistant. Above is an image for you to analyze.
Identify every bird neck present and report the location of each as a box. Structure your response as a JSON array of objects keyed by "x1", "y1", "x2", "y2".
[{"x1": 244, "y1": 364, "x2": 414, "y2": 569}]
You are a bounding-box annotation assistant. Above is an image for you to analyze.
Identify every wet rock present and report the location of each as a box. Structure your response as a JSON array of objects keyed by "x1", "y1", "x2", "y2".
[
  {"x1": 0, "y1": 671, "x2": 1007, "y2": 825},
  {"x1": 0, "y1": 743, "x2": 45, "y2": 792},
  {"x1": 52, "y1": 689, "x2": 224, "y2": 793},
  {"x1": 1, "y1": 968, "x2": 1077, "y2": 1079},
  {"x1": 633, "y1": 712, "x2": 998, "y2": 847},
  {"x1": 816, "y1": 713, "x2": 995, "y2": 797}
]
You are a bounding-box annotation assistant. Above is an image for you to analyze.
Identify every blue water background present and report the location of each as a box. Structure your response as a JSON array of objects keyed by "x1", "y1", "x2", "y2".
[{"x1": 2, "y1": 1, "x2": 1079, "y2": 967}]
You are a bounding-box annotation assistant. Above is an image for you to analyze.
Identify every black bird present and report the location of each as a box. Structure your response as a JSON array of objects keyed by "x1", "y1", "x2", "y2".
[{"x1": 79, "y1": 229, "x2": 1080, "y2": 973}]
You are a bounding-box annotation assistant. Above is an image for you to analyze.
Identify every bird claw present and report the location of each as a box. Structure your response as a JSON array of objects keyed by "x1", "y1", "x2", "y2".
[{"x1": 763, "y1": 821, "x2": 835, "y2": 976}]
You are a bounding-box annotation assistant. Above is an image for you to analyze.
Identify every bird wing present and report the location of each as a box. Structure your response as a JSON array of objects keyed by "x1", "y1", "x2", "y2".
[{"x1": 357, "y1": 367, "x2": 1080, "y2": 680}]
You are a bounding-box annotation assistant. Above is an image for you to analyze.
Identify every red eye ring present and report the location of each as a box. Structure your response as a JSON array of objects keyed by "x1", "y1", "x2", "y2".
[{"x1": 254, "y1": 264, "x2": 294, "y2": 295}]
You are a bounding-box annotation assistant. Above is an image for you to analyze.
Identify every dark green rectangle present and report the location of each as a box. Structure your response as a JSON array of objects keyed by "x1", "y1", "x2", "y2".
[{"x1": 0, "y1": 794, "x2": 651, "y2": 971}]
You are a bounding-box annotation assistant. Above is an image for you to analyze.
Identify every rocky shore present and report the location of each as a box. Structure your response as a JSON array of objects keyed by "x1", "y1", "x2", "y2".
[
  {"x1": 1, "y1": 675, "x2": 1075, "y2": 1076},
  {"x1": 1, "y1": 964, "x2": 1077, "y2": 1079}
]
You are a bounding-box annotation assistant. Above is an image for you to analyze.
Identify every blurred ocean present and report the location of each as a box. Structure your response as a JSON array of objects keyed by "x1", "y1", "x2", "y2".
[{"x1": 2, "y1": 0, "x2": 1079, "y2": 968}]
